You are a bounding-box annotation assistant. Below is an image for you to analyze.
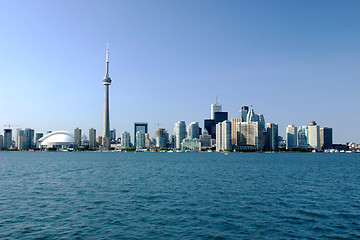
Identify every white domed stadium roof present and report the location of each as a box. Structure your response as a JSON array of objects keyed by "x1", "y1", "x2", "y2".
[{"x1": 38, "y1": 131, "x2": 74, "y2": 145}]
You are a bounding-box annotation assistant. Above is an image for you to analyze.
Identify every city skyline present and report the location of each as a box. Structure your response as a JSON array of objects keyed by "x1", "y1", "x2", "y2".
[{"x1": 1, "y1": 1, "x2": 360, "y2": 143}]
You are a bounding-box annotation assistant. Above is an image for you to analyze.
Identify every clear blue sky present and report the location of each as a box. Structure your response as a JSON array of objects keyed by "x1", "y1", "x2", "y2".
[{"x1": 1, "y1": 0, "x2": 359, "y2": 143}]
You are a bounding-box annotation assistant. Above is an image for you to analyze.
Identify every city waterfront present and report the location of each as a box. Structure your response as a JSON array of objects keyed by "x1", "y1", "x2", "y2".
[{"x1": 1, "y1": 152, "x2": 359, "y2": 239}]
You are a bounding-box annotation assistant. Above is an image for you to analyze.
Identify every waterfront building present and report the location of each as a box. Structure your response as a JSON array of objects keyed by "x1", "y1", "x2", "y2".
[
  {"x1": 102, "y1": 43, "x2": 112, "y2": 150},
  {"x1": 24, "y1": 128, "x2": 35, "y2": 150},
  {"x1": 235, "y1": 121, "x2": 264, "y2": 150},
  {"x1": 4, "y1": 129, "x2": 12, "y2": 149},
  {"x1": 231, "y1": 118, "x2": 242, "y2": 146},
  {"x1": 174, "y1": 121, "x2": 186, "y2": 149},
  {"x1": 144, "y1": 133, "x2": 151, "y2": 148},
  {"x1": 308, "y1": 121, "x2": 320, "y2": 151},
  {"x1": 135, "y1": 131, "x2": 145, "y2": 150},
  {"x1": 89, "y1": 128, "x2": 96, "y2": 150},
  {"x1": 121, "y1": 131, "x2": 131, "y2": 149},
  {"x1": 286, "y1": 125, "x2": 298, "y2": 149},
  {"x1": 265, "y1": 123, "x2": 278, "y2": 150},
  {"x1": 187, "y1": 122, "x2": 199, "y2": 139},
  {"x1": 222, "y1": 120, "x2": 232, "y2": 151},
  {"x1": 199, "y1": 129, "x2": 211, "y2": 148},
  {"x1": 211, "y1": 95, "x2": 222, "y2": 120},
  {"x1": 0, "y1": 135, "x2": 3, "y2": 150},
  {"x1": 320, "y1": 127, "x2": 333, "y2": 150},
  {"x1": 155, "y1": 128, "x2": 168, "y2": 149},
  {"x1": 134, "y1": 123, "x2": 148, "y2": 148},
  {"x1": 216, "y1": 122, "x2": 222, "y2": 151},
  {"x1": 181, "y1": 138, "x2": 201, "y2": 151},
  {"x1": 74, "y1": 128, "x2": 81, "y2": 149},
  {"x1": 297, "y1": 126, "x2": 308, "y2": 148},
  {"x1": 16, "y1": 129, "x2": 26, "y2": 150},
  {"x1": 38, "y1": 131, "x2": 74, "y2": 150}
]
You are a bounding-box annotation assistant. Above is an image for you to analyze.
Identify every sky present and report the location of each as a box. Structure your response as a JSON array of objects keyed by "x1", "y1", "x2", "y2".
[{"x1": 1, "y1": 0, "x2": 360, "y2": 143}]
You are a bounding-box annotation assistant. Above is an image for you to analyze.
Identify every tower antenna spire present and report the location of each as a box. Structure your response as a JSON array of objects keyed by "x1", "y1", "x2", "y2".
[
  {"x1": 216, "y1": 94, "x2": 218, "y2": 104},
  {"x1": 105, "y1": 42, "x2": 109, "y2": 77}
]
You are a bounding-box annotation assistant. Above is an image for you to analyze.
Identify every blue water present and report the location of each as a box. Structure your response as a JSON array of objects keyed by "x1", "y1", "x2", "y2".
[{"x1": 0, "y1": 152, "x2": 359, "y2": 239}]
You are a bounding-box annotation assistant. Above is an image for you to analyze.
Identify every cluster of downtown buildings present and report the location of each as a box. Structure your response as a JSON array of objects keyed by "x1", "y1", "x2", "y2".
[
  {"x1": 1, "y1": 44, "x2": 358, "y2": 152},
  {"x1": 3, "y1": 98, "x2": 356, "y2": 152}
]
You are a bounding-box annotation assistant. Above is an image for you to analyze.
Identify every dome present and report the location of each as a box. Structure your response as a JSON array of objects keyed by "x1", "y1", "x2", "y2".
[{"x1": 38, "y1": 131, "x2": 74, "y2": 148}]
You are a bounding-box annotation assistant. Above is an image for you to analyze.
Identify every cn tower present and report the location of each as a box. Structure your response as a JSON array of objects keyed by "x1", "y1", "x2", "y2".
[{"x1": 102, "y1": 42, "x2": 112, "y2": 149}]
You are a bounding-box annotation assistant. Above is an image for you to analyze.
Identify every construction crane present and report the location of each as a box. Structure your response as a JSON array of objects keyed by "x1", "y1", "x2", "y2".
[{"x1": 3, "y1": 124, "x2": 19, "y2": 129}]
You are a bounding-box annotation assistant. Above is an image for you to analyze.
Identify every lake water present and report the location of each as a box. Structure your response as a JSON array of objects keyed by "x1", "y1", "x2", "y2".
[{"x1": 0, "y1": 152, "x2": 359, "y2": 239}]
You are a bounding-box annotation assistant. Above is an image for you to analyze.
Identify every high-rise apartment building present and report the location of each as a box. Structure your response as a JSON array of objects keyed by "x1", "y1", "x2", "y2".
[
  {"x1": 187, "y1": 122, "x2": 199, "y2": 139},
  {"x1": 0, "y1": 135, "x2": 3, "y2": 150},
  {"x1": 121, "y1": 131, "x2": 131, "y2": 149},
  {"x1": 297, "y1": 126, "x2": 308, "y2": 148},
  {"x1": 320, "y1": 127, "x2": 333, "y2": 150},
  {"x1": 174, "y1": 121, "x2": 186, "y2": 149},
  {"x1": 74, "y1": 128, "x2": 81, "y2": 149},
  {"x1": 4, "y1": 129, "x2": 12, "y2": 149},
  {"x1": 16, "y1": 129, "x2": 26, "y2": 150},
  {"x1": 155, "y1": 128, "x2": 168, "y2": 149},
  {"x1": 134, "y1": 123, "x2": 148, "y2": 147},
  {"x1": 231, "y1": 118, "x2": 242, "y2": 146},
  {"x1": 308, "y1": 121, "x2": 320, "y2": 151},
  {"x1": 24, "y1": 128, "x2": 34, "y2": 150},
  {"x1": 286, "y1": 125, "x2": 298, "y2": 149},
  {"x1": 89, "y1": 128, "x2": 96, "y2": 150},
  {"x1": 136, "y1": 131, "x2": 145, "y2": 150},
  {"x1": 222, "y1": 120, "x2": 232, "y2": 151},
  {"x1": 265, "y1": 123, "x2": 278, "y2": 150}
]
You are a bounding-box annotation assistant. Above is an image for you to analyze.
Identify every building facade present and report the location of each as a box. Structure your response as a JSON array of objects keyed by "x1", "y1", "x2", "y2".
[
  {"x1": 187, "y1": 122, "x2": 199, "y2": 139},
  {"x1": 174, "y1": 121, "x2": 186, "y2": 149},
  {"x1": 286, "y1": 125, "x2": 298, "y2": 149},
  {"x1": 320, "y1": 127, "x2": 333, "y2": 150},
  {"x1": 308, "y1": 121, "x2": 320, "y2": 151},
  {"x1": 89, "y1": 128, "x2": 96, "y2": 150}
]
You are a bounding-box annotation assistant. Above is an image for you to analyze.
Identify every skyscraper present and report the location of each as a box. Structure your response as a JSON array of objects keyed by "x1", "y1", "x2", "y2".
[
  {"x1": 89, "y1": 128, "x2": 96, "y2": 150},
  {"x1": 239, "y1": 106, "x2": 249, "y2": 122},
  {"x1": 265, "y1": 123, "x2": 278, "y2": 150},
  {"x1": 211, "y1": 95, "x2": 222, "y2": 120},
  {"x1": 110, "y1": 129, "x2": 116, "y2": 142},
  {"x1": 0, "y1": 135, "x2": 3, "y2": 150},
  {"x1": 74, "y1": 128, "x2": 81, "y2": 149},
  {"x1": 286, "y1": 125, "x2": 297, "y2": 149},
  {"x1": 222, "y1": 120, "x2": 232, "y2": 151},
  {"x1": 121, "y1": 131, "x2": 131, "y2": 149},
  {"x1": 308, "y1": 121, "x2": 320, "y2": 151},
  {"x1": 135, "y1": 131, "x2": 145, "y2": 150},
  {"x1": 102, "y1": 43, "x2": 112, "y2": 150},
  {"x1": 155, "y1": 128, "x2": 168, "y2": 149},
  {"x1": 187, "y1": 122, "x2": 199, "y2": 139},
  {"x1": 320, "y1": 127, "x2": 333, "y2": 150},
  {"x1": 4, "y1": 129, "x2": 12, "y2": 149},
  {"x1": 174, "y1": 121, "x2": 186, "y2": 149},
  {"x1": 24, "y1": 128, "x2": 34, "y2": 150},
  {"x1": 297, "y1": 126, "x2": 308, "y2": 148},
  {"x1": 134, "y1": 123, "x2": 148, "y2": 147}
]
